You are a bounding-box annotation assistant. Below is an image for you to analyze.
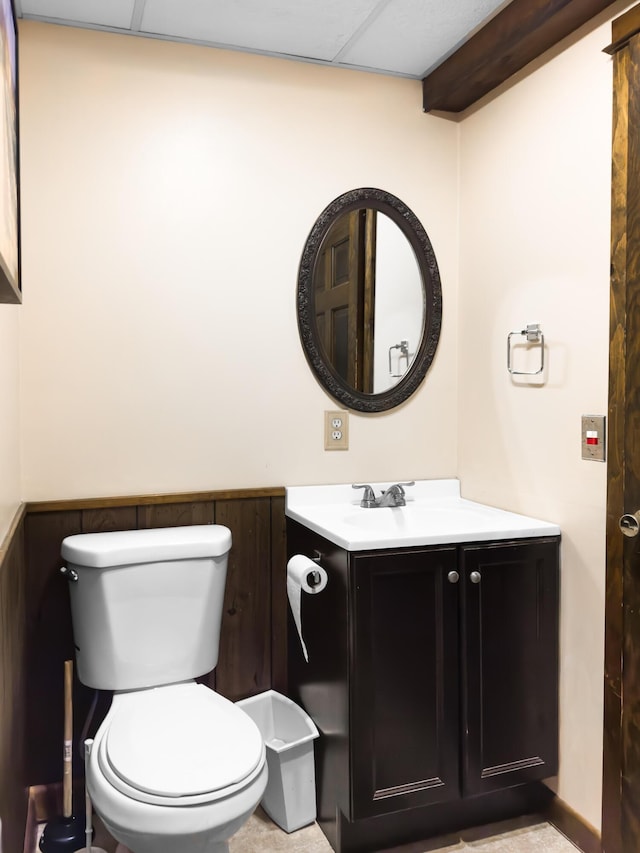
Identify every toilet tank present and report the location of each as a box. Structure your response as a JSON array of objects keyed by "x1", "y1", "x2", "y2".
[{"x1": 61, "y1": 525, "x2": 232, "y2": 691}]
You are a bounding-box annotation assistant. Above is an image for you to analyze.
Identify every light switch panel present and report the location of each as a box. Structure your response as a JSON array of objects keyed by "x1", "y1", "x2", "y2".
[{"x1": 581, "y1": 415, "x2": 606, "y2": 462}]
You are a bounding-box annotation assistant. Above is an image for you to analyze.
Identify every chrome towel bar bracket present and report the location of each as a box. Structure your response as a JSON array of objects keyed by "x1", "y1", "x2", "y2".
[
  {"x1": 507, "y1": 324, "x2": 544, "y2": 376},
  {"x1": 388, "y1": 340, "x2": 410, "y2": 378}
]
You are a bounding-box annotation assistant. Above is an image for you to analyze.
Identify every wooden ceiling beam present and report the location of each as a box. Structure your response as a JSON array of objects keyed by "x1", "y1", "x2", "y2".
[{"x1": 422, "y1": 0, "x2": 619, "y2": 114}]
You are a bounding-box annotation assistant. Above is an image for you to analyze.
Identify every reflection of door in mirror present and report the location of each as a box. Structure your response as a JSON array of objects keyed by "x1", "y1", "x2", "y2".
[{"x1": 314, "y1": 210, "x2": 375, "y2": 392}]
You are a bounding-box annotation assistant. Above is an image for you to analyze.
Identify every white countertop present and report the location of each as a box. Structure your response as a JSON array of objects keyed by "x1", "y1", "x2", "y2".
[{"x1": 285, "y1": 480, "x2": 560, "y2": 551}]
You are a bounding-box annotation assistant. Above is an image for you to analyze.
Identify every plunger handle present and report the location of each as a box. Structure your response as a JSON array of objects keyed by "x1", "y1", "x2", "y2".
[
  {"x1": 63, "y1": 659, "x2": 73, "y2": 819},
  {"x1": 84, "y1": 739, "x2": 94, "y2": 852}
]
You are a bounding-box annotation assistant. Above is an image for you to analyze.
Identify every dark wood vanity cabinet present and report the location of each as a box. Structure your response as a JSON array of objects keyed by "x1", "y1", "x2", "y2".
[
  {"x1": 287, "y1": 520, "x2": 559, "y2": 851},
  {"x1": 350, "y1": 539, "x2": 559, "y2": 820}
]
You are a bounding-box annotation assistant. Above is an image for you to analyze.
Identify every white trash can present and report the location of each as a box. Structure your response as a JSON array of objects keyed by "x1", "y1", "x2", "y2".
[{"x1": 237, "y1": 690, "x2": 319, "y2": 833}]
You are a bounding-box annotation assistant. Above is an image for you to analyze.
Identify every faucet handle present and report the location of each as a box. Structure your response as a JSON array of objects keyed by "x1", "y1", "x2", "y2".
[
  {"x1": 382, "y1": 481, "x2": 415, "y2": 507},
  {"x1": 352, "y1": 484, "x2": 377, "y2": 508},
  {"x1": 390, "y1": 481, "x2": 415, "y2": 494}
]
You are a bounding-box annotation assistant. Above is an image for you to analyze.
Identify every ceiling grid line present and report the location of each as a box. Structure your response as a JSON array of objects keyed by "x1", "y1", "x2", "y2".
[
  {"x1": 330, "y1": 0, "x2": 393, "y2": 63},
  {"x1": 130, "y1": 0, "x2": 147, "y2": 32}
]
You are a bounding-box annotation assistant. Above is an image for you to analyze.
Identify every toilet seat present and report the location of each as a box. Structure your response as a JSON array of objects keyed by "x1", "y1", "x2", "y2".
[{"x1": 97, "y1": 683, "x2": 265, "y2": 807}]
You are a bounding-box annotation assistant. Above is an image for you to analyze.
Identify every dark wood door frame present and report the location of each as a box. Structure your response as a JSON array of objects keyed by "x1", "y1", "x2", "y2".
[{"x1": 603, "y1": 5, "x2": 640, "y2": 852}]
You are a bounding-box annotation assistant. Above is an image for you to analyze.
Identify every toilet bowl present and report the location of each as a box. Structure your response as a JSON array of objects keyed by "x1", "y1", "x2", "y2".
[
  {"x1": 61, "y1": 525, "x2": 268, "y2": 853},
  {"x1": 87, "y1": 683, "x2": 267, "y2": 853}
]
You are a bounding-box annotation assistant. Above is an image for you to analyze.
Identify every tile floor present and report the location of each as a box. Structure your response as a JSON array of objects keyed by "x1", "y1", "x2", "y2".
[{"x1": 36, "y1": 809, "x2": 580, "y2": 852}]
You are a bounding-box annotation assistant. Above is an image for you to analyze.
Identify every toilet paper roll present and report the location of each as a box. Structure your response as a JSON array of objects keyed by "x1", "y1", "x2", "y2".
[{"x1": 287, "y1": 554, "x2": 329, "y2": 663}]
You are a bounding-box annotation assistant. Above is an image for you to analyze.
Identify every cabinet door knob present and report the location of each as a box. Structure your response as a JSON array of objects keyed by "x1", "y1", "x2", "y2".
[
  {"x1": 620, "y1": 512, "x2": 640, "y2": 538},
  {"x1": 447, "y1": 570, "x2": 459, "y2": 584},
  {"x1": 470, "y1": 571, "x2": 482, "y2": 584}
]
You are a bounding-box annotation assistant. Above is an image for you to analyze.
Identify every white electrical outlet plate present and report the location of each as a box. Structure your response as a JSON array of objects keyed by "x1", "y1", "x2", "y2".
[
  {"x1": 581, "y1": 414, "x2": 606, "y2": 462},
  {"x1": 324, "y1": 410, "x2": 349, "y2": 451}
]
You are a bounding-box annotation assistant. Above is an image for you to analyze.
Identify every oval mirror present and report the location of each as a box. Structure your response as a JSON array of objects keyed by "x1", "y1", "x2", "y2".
[{"x1": 297, "y1": 188, "x2": 442, "y2": 413}]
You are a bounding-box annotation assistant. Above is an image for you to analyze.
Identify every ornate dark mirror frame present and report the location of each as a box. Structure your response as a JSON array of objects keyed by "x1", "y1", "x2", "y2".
[{"x1": 297, "y1": 187, "x2": 442, "y2": 413}]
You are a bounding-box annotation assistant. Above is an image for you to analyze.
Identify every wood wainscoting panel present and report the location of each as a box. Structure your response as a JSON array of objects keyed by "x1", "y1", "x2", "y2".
[
  {"x1": 215, "y1": 498, "x2": 272, "y2": 701},
  {"x1": 270, "y1": 495, "x2": 288, "y2": 694},
  {"x1": 22, "y1": 488, "x2": 287, "y2": 790},
  {"x1": 0, "y1": 506, "x2": 28, "y2": 853},
  {"x1": 24, "y1": 511, "x2": 83, "y2": 788},
  {"x1": 137, "y1": 500, "x2": 215, "y2": 528},
  {"x1": 81, "y1": 505, "x2": 138, "y2": 533}
]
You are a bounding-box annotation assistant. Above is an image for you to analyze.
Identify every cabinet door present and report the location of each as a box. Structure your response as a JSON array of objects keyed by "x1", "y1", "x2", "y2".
[
  {"x1": 460, "y1": 539, "x2": 559, "y2": 796},
  {"x1": 350, "y1": 547, "x2": 459, "y2": 819}
]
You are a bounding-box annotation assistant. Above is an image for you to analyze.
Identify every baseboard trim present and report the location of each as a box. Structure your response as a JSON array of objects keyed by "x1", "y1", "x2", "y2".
[
  {"x1": 0, "y1": 502, "x2": 25, "y2": 560},
  {"x1": 544, "y1": 794, "x2": 601, "y2": 853},
  {"x1": 22, "y1": 790, "x2": 37, "y2": 853}
]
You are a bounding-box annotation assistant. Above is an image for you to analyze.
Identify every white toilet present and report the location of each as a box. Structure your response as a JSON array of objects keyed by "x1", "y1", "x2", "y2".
[{"x1": 60, "y1": 525, "x2": 268, "y2": 853}]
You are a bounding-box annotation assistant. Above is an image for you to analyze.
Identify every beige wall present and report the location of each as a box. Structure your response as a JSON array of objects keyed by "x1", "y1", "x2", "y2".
[
  {"x1": 18, "y1": 21, "x2": 459, "y2": 501},
  {"x1": 0, "y1": 307, "x2": 20, "y2": 541},
  {"x1": 458, "y1": 11, "x2": 621, "y2": 831}
]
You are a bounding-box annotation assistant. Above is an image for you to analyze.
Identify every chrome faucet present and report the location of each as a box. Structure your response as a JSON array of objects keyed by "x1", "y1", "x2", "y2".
[
  {"x1": 352, "y1": 482, "x2": 415, "y2": 509},
  {"x1": 377, "y1": 482, "x2": 415, "y2": 507}
]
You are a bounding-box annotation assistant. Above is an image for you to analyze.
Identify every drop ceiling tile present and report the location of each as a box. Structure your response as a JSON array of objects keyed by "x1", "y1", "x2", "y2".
[
  {"x1": 20, "y1": 0, "x2": 136, "y2": 29},
  {"x1": 338, "y1": 0, "x2": 508, "y2": 77},
  {"x1": 140, "y1": 0, "x2": 383, "y2": 61}
]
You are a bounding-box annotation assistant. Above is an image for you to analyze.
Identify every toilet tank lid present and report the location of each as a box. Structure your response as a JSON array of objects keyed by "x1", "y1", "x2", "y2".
[{"x1": 61, "y1": 525, "x2": 232, "y2": 568}]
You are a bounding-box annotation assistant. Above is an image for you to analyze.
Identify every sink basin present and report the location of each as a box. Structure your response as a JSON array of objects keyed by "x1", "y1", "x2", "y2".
[
  {"x1": 343, "y1": 503, "x2": 493, "y2": 531},
  {"x1": 285, "y1": 480, "x2": 559, "y2": 551}
]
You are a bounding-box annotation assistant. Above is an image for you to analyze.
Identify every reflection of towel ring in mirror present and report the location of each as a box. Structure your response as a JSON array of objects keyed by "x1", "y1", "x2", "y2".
[
  {"x1": 507, "y1": 324, "x2": 544, "y2": 375},
  {"x1": 389, "y1": 340, "x2": 410, "y2": 377}
]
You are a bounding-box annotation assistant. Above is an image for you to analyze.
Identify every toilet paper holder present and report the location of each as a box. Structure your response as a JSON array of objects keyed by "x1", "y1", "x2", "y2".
[
  {"x1": 287, "y1": 553, "x2": 329, "y2": 663},
  {"x1": 309, "y1": 550, "x2": 323, "y2": 587}
]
